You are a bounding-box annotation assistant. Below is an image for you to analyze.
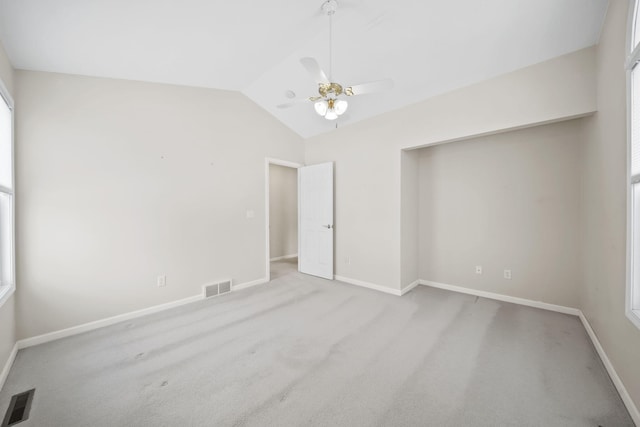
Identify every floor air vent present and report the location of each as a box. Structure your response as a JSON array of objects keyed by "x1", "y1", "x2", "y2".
[
  {"x1": 218, "y1": 280, "x2": 231, "y2": 294},
  {"x1": 203, "y1": 279, "x2": 232, "y2": 298},
  {"x1": 2, "y1": 389, "x2": 35, "y2": 426},
  {"x1": 204, "y1": 284, "x2": 219, "y2": 298}
]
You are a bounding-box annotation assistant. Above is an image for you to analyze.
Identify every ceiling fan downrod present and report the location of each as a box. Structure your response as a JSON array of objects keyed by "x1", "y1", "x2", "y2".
[
  {"x1": 275, "y1": 0, "x2": 393, "y2": 122},
  {"x1": 322, "y1": 0, "x2": 337, "y2": 81}
]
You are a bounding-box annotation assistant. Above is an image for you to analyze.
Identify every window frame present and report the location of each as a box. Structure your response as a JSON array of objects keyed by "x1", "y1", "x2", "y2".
[
  {"x1": 0, "y1": 75, "x2": 15, "y2": 308},
  {"x1": 627, "y1": 0, "x2": 640, "y2": 330}
]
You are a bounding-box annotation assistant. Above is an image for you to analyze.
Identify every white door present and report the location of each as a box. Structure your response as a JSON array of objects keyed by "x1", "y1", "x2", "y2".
[{"x1": 298, "y1": 162, "x2": 334, "y2": 279}]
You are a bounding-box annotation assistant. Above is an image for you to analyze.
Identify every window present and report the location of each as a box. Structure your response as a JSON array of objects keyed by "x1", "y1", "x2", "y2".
[
  {"x1": 628, "y1": 0, "x2": 640, "y2": 329},
  {"x1": 0, "y1": 78, "x2": 14, "y2": 304}
]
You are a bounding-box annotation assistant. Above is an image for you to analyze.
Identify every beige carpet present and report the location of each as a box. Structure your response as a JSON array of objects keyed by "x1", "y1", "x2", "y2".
[{"x1": 0, "y1": 260, "x2": 634, "y2": 426}]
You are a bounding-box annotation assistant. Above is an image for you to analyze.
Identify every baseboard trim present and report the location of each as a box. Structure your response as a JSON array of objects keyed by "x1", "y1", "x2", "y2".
[
  {"x1": 419, "y1": 280, "x2": 581, "y2": 316},
  {"x1": 18, "y1": 274, "x2": 276, "y2": 350},
  {"x1": 17, "y1": 294, "x2": 204, "y2": 349},
  {"x1": 270, "y1": 254, "x2": 298, "y2": 262},
  {"x1": 18, "y1": 275, "x2": 273, "y2": 350},
  {"x1": 335, "y1": 275, "x2": 401, "y2": 296},
  {"x1": 233, "y1": 277, "x2": 269, "y2": 291},
  {"x1": 418, "y1": 279, "x2": 638, "y2": 423},
  {"x1": 579, "y1": 312, "x2": 640, "y2": 425},
  {"x1": 0, "y1": 343, "x2": 18, "y2": 392},
  {"x1": 401, "y1": 280, "x2": 420, "y2": 296}
]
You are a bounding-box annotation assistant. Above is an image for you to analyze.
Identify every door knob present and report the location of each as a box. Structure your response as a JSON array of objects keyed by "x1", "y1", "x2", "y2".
[{"x1": 324, "y1": 224, "x2": 333, "y2": 229}]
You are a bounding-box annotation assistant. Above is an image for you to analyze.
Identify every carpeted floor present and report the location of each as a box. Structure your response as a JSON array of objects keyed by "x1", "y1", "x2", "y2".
[{"x1": 0, "y1": 260, "x2": 634, "y2": 426}]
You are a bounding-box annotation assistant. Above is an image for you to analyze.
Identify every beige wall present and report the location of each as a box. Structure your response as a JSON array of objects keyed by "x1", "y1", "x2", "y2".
[
  {"x1": 306, "y1": 47, "x2": 597, "y2": 292},
  {"x1": 0, "y1": 41, "x2": 16, "y2": 376},
  {"x1": 417, "y1": 120, "x2": 584, "y2": 307},
  {"x1": 269, "y1": 164, "x2": 297, "y2": 259},
  {"x1": 15, "y1": 71, "x2": 303, "y2": 339},
  {"x1": 582, "y1": 0, "x2": 640, "y2": 412}
]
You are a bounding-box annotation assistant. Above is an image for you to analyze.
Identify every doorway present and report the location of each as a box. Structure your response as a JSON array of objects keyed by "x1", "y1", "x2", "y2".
[{"x1": 265, "y1": 159, "x2": 301, "y2": 281}]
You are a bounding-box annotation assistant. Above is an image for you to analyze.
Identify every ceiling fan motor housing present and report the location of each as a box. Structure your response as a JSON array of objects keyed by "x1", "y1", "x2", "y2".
[
  {"x1": 322, "y1": 0, "x2": 338, "y2": 15},
  {"x1": 318, "y1": 82, "x2": 344, "y2": 98}
]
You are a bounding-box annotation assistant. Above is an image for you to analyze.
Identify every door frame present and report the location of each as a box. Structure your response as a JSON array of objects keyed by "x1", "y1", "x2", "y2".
[{"x1": 265, "y1": 158, "x2": 303, "y2": 281}]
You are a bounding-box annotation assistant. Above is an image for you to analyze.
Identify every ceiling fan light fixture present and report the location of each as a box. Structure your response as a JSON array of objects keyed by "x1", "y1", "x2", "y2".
[
  {"x1": 278, "y1": 1, "x2": 392, "y2": 125},
  {"x1": 325, "y1": 110, "x2": 339, "y2": 120},
  {"x1": 314, "y1": 100, "x2": 328, "y2": 116},
  {"x1": 334, "y1": 99, "x2": 348, "y2": 115}
]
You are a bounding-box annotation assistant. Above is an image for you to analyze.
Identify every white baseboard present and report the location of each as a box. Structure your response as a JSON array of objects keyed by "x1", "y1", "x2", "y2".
[
  {"x1": 419, "y1": 280, "x2": 580, "y2": 316},
  {"x1": 17, "y1": 294, "x2": 204, "y2": 349},
  {"x1": 401, "y1": 280, "x2": 420, "y2": 296},
  {"x1": 270, "y1": 254, "x2": 298, "y2": 262},
  {"x1": 18, "y1": 276, "x2": 273, "y2": 350},
  {"x1": 579, "y1": 312, "x2": 640, "y2": 425},
  {"x1": 233, "y1": 277, "x2": 269, "y2": 291},
  {"x1": 0, "y1": 343, "x2": 18, "y2": 392},
  {"x1": 418, "y1": 279, "x2": 638, "y2": 423},
  {"x1": 335, "y1": 275, "x2": 402, "y2": 296}
]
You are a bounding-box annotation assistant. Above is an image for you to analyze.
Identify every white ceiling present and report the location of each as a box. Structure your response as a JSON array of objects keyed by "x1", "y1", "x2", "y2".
[{"x1": 0, "y1": 0, "x2": 608, "y2": 138}]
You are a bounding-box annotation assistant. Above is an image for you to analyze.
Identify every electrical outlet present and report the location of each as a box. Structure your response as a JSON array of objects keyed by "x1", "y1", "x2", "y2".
[
  {"x1": 504, "y1": 270, "x2": 512, "y2": 280},
  {"x1": 475, "y1": 265, "x2": 482, "y2": 274},
  {"x1": 345, "y1": 257, "x2": 351, "y2": 265},
  {"x1": 157, "y1": 275, "x2": 167, "y2": 287}
]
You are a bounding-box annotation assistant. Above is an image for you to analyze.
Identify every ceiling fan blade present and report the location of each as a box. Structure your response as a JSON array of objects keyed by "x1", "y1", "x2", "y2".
[
  {"x1": 346, "y1": 78, "x2": 394, "y2": 96},
  {"x1": 300, "y1": 57, "x2": 330, "y2": 85},
  {"x1": 277, "y1": 102, "x2": 298, "y2": 109},
  {"x1": 276, "y1": 97, "x2": 315, "y2": 109}
]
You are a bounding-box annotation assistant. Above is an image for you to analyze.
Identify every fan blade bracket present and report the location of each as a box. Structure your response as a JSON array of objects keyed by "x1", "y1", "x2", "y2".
[{"x1": 345, "y1": 79, "x2": 394, "y2": 96}]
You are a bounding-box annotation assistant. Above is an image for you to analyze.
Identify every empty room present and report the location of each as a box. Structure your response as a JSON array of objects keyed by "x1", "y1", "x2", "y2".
[{"x1": 0, "y1": 0, "x2": 639, "y2": 426}]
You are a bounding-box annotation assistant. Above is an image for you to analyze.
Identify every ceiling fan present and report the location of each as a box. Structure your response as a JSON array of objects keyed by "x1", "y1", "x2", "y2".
[{"x1": 277, "y1": 0, "x2": 393, "y2": 121}]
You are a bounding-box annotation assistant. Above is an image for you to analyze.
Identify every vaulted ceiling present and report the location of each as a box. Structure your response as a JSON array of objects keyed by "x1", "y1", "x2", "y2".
[{"x1": 0, "y1": 0, "x2": 608, "y2": 138}]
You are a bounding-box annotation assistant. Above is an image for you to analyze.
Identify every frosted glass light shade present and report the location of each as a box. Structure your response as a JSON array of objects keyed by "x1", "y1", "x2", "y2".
[
  {"x1": 325, "y1": 110, "x2": 338, "y2": 120},
  {"x1": 334, "y1": 99, "x2": 348, "y2": 115},
  {"x1": 314, "y1": 100, "x2": 328, "y2": 116}
]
